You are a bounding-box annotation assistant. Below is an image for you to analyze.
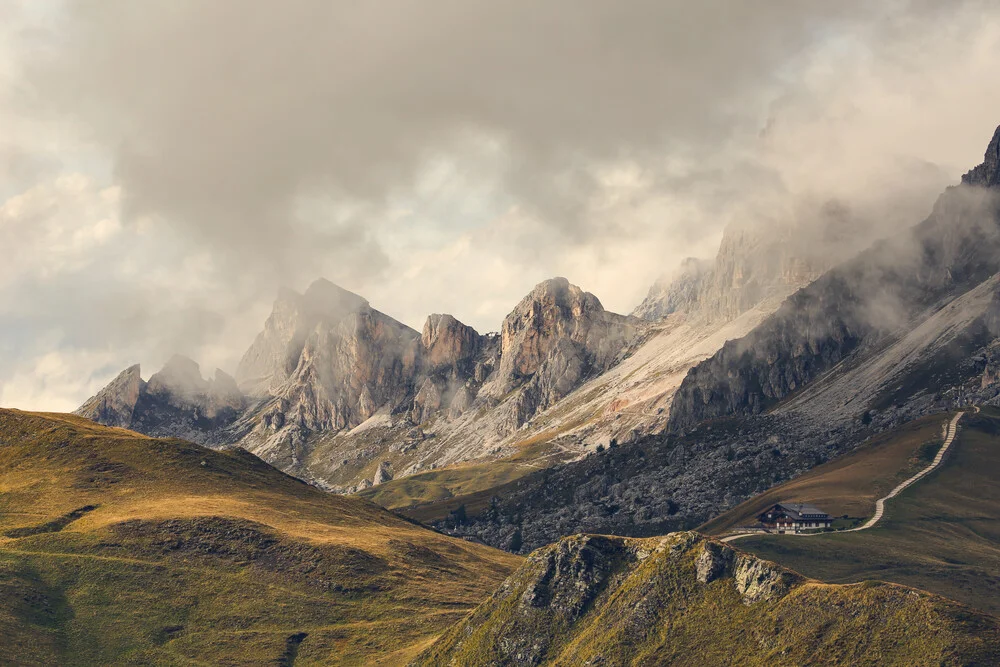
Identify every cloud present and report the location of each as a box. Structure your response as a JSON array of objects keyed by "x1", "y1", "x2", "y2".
[{"x1": 2, "y1": 0, "x2": 1000, "y2": 408}]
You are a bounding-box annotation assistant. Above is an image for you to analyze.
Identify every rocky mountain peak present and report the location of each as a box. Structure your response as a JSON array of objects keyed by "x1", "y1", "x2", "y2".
[
  {"x1": 476, "y1": 278, "x2": 639, "y2": 434},
  {"x1": 497, "y1": 277, "x2": 618, "y2": 383},
  {"x1": 73, "y1": 364, "x2": 143, "y2": 428},
  {"x1": 421, "y1": 313, "x2": 482, "y2": 374},
  {"x1": 236, "y1": 279, "x2": 375, "y2": 396},
  {"x1": 962, "y1": 124, "x2": 1000, "y2": 188},
  {"x1": 633, "y1": 257, "x2": 712, "y2": 321},
  {"x1": 302, "y1": 278, "x2": 369, "y2": 316},
  {"x1": 146, "y1": 354, "x2": 209, "y2": 399}
]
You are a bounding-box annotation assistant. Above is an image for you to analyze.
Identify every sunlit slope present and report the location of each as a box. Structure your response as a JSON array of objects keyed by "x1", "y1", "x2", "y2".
[
  {"x1": 732, "y1": 408, "x2": 1000, "y2": 615},
  {"x1": 0, "y1": 410, "x2": 519, "y2": 666},
  {"x1": 415, "y1": 532, "x2": 1000, "y2": 666}
]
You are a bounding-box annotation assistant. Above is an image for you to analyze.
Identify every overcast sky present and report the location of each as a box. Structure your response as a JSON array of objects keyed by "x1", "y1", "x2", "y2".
[{"x1": 2, "y1": 0, "x2": 1000, "y2": 411}]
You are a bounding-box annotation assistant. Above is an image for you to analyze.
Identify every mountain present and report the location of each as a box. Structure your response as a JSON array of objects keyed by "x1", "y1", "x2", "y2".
[
  {"x1": 414, "y1": 532, "x2": 1000, "y2": 666},
  {"x1": 77, "y1": 277, "x2": 643, "y2": 493},
  {"x1": 75, "y1": 355, "x2": 245, "y2": 443},
  {"x1": 633, "y1": 199, "x2": 873, "y2": 323},
  {"x1": 404, "y1": 124, "x2": 1000, "y2": 554},
  {"x1": 362, "y1": 206, "x2": 882, "y2": 509},
  {"x1": 77, "y1": 200, "x2": 885, "y2": 502},
  {"x1": 668, "y1": 126, "x2": 1000, "y2": 434},
  {"x1": 0, "y1": 409, "x2": 518, "y2": 665}
]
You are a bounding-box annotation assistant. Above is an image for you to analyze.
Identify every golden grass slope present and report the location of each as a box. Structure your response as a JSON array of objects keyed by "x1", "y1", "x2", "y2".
[
  {"x1": 0, "y1": 409, "x2": 519, "y2": 666},
  {"x1": 717, "y1": 407, "x2": 1000, "y2": 616},
  {"x1": 415, "y1": 532, "x2": 1000, "y2": 666}
]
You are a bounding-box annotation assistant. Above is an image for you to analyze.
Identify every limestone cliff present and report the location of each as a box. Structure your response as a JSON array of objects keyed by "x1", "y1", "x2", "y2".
[
  {"x1": 635, "y1": 200, "x2": 869, "y2": 324},
  {"x1": 669, "y1": 126, "x2": 1000, "y2": 433},
  {"x1": 481, "y1": 277, "x2": 639, "y2": 434}
]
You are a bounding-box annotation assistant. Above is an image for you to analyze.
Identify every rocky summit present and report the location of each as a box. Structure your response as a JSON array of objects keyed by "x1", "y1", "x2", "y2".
[{"x1": 76, "y1": 276, "x2": 641, "y2": 491}]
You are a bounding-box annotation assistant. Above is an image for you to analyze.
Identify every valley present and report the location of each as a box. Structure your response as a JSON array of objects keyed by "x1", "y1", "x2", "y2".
[{"x1": 7, "y1": 5, "x2": 1000, "y2": 664}]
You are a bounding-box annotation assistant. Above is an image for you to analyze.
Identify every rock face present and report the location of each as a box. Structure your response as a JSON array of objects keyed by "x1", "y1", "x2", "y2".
[
  {"x1": 633, "y1": 257, "x2": 712, "y2": 321},
  {"x1": 668, "y1": 129, "x2": 1000, "y2": 433},
  {"x1": 962, "y1": 124, "x2": 1000, "y2": 188},
  {"x1": 635, "y1": 201, "x2": 870, "y2": 324},
  {"x1": 481, "y1": 278, "x2": 639, "y2": 434},
  {"x1": 421, "y1": 313, "x2": 481, "y2": 376},
  {"x1": 414, "y1": 532, "x2": 1000, "y2": 666},
  {"x1": 75, "y1": 364, "x2": 143, "y2": 428},
  {"x1": 491, "y1": 278, "x2": 634, "y2": 391},
  {"x1": 77, "y1": 277, "x2": 638, "y2": 489},
  {"x1": 75, "y1": 356, "x2": 245, "y2": 442},
  {"x1": 235, "y1": 279, "x2": 374, "y2": 397}
]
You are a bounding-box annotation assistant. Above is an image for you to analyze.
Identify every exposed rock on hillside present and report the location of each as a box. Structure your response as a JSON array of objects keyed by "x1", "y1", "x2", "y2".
[
  {"x1": 235, "y1": 279, "x2": 371, "y2": 397},
  {"x1": 962, "y1": 124, "x2": 1000, "y2": 188},
  {"x1": 481, "y1": 278, "x2": 639, "y2": 435},
  {"x1": 414, "y1": 532, "x2": 1000, "y2": 666},
  {"x1": 633, "y1": 257, "x2": 712, "y2": 321}
]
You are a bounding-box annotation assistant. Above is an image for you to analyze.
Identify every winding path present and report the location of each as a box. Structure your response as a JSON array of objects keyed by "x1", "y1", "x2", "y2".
[{"x1": 722, "y1": 409, "x2": 971, "y2": 543}]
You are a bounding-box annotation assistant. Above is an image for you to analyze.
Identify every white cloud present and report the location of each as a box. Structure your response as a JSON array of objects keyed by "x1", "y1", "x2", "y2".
[{"x1": 2, "y1": 1, "x2": 1000, "y2": 409}]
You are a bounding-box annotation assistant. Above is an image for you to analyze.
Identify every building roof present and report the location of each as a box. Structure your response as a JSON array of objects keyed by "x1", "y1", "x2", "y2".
[{"x1": 758, "y1": 502, "x2": 831, "y2": 521}]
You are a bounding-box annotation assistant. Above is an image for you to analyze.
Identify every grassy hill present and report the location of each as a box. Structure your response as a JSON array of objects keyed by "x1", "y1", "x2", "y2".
[
  {"x1": 415, "y1": 531, "x2": 1000, "y2": 666},
  {"x1": 700, "y1": 412, "x2": 952, "y2": 534},
  {"x1": 724, "y1": 407, "x2": 1000, "y2": 615},
  {"x1": 0, "y1": 409, "x2": 519, "y2": 666}
]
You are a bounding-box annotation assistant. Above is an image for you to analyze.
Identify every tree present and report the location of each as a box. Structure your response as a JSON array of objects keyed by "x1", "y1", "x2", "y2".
[{"x1": 509, "y1": 528, "x2": 523, "y2": 553}]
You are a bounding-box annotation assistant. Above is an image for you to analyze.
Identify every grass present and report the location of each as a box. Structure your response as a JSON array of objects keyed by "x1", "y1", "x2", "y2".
[
  {"x1": 358, "y1": 429, "x2": 579, "y2": 514},
  {"x1": 357, "y1": 459, "x2": 530, "y2": 511},
  {"x1": 415, "y1": 532, "x2": 1000, "y2": 666},
  {"x1": 700, "y1": 413, "x2": 951, "y2": 534},
  {"x1": 730, "y1": 407, "x2": 1000, "y2": 615},
  {"x1": 0, "y1": 409, "x2": 520, "y2": 665}
]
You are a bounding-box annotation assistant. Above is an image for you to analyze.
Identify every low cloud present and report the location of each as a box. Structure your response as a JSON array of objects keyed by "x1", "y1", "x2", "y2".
[{"x1": 2, "y1": 0, "x2": 1000, "y2": 409}]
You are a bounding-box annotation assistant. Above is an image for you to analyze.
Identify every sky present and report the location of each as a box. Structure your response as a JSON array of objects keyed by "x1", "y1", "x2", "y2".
[{"x1": 2, "y1": 0, "x2": 1000, "y2": 411}]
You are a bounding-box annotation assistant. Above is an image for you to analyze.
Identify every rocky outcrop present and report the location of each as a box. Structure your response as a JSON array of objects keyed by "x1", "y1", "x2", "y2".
[
  {"x1": 635, "y1": 202, "x2": 871, "y2": 324},
  {"x1": 373, "y1": 462, "x2": 393, "y2": 486},
  {"x1": 491, "y1": 278, "x2": 635, "y2": 391},
  {"x1": 962, "y1": 124, "x2": 1000, "y2": 188},
  {"x1": 415, "y1": 532, "x2": 999, "y2": 666},
  {"x1": 268, "y1": 305, "x2": 420, "y2": 433},
  {"x1": 75, "y1": 364, "x2": 143, "y2": 428},
  {"x1": 421, "y1": 314, "x2": 482, "y2": 376}
]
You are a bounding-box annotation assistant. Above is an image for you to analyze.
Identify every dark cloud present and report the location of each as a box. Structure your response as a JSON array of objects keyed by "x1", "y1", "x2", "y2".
[
  {"x1": 3, "y1": 0, "x2": 1000, "y2": 409},
  {"x1": 25, "y1": 1, "x2": 871, "y2": 277}
]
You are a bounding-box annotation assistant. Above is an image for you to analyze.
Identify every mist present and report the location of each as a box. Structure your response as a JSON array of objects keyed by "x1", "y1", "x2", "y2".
[{"x1": 1, "y1": 0, "x2": 1000, "y2": 410}]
